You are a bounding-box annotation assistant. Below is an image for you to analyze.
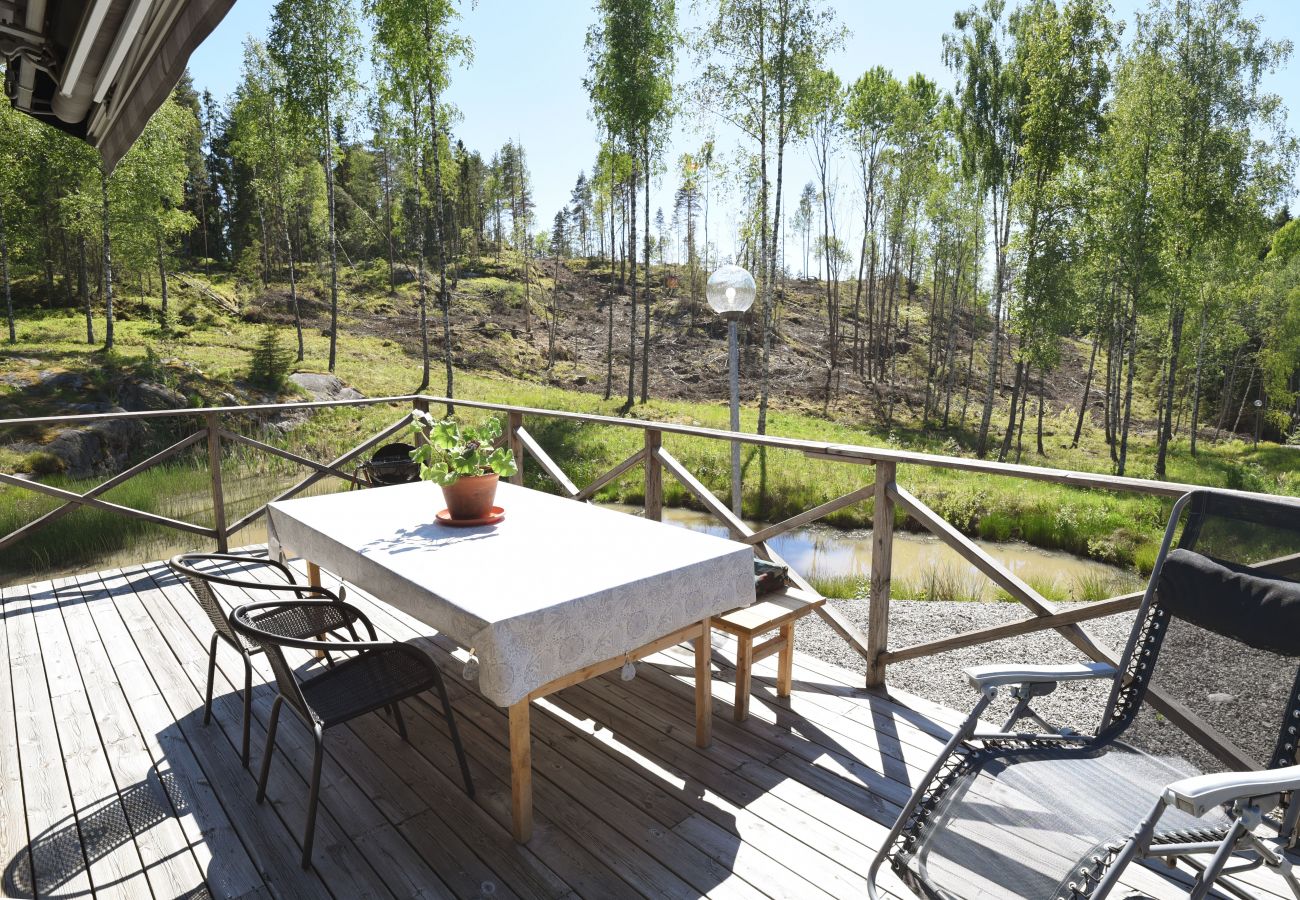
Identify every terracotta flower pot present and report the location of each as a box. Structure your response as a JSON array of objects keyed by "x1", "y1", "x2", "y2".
[{"x1": 442, "y1": 472, "x2": 499, "y2": 520}]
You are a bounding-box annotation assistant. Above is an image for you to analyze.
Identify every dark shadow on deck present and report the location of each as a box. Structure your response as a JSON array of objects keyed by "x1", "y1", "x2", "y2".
[{"x1": 3, "y1": 767, "x2": 206, "y2": 899}]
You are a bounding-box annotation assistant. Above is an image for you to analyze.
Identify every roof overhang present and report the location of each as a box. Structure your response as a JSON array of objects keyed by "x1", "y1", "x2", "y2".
[{"x1": 1, "y1": 0, "x2": 234, "y2": 169}]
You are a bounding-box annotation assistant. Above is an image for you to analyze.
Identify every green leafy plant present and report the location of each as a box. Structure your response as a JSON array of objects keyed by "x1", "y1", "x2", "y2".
[{"x1": 407, "y1": 411, "x2": 518, "y2": 487}]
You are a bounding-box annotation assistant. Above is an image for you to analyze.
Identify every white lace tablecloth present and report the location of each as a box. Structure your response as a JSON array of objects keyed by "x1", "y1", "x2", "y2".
[{"x1": 266, "y1": 481, "x2": 754, "y2": 706}]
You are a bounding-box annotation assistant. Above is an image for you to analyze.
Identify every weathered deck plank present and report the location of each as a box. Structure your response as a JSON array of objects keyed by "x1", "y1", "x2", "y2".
[
  {"x1": 0, "y1": 583, "x2": 33, "y2": 899},
  {"x1": 77, "y1": 566, "x2": 269, "y2": 900},
  {"x1": 0, "y1": 556, "x2": 1291, "y2": 900},
  {"x1": 6, "y1": 578, "x2": 98, "y2": 900}
]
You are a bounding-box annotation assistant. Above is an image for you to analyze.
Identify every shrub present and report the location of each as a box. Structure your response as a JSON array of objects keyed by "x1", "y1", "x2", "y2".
[{"x1": 248, "y1": 326, "x2": 294, "y2": 392}]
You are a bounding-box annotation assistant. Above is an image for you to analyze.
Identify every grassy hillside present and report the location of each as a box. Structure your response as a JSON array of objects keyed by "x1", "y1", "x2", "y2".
[{"x1": 1, "y1": 260, "x2": 1295, "y2": 585}]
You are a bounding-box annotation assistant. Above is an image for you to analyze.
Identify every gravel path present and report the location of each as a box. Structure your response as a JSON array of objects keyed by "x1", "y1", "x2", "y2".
[
  {"x1": 796, "y1": 596, "x2": 1289, "y2": 776},
  {"x1": 796, "y1": 597, "x2": 1138, "y2": 735}
]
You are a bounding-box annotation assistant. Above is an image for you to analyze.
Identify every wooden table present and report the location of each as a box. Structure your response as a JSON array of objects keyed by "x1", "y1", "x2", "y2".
[{"x1": 266, "y1": 481, "x2": 754, "y2": 842}]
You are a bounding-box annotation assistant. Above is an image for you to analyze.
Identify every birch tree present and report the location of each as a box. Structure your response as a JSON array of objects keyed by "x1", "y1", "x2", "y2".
[
  {"x1": 270, "y1": 0, "x2": 360, "y2": 373},
  {"x1": 370, "y1": 0, "x2": 472, "y2": 396}
]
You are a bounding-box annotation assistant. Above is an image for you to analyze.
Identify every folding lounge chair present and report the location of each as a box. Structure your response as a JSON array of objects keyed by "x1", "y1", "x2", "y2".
[{"x1": 869, "y1": 489, "x2": 1300, "y2": 899}]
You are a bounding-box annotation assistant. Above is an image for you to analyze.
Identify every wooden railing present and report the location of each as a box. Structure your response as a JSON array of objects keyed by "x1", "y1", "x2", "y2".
[{"x1": 0, "y1": 392, "x2": 1283, "y2": 769}]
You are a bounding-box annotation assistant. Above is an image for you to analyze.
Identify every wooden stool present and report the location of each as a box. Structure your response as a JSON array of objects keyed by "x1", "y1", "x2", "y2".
[{"x1": 713, "y1": 587, "x2": 825, "y2": 721}]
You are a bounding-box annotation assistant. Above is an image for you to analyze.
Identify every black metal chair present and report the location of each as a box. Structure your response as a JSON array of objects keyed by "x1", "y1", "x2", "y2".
[
  {"x1": 354, "y1": 442, "x2": 419, "y2": 488},
  {"x1": 167, "y1": 553, "x2": 362, "y2": 768},
  {"x1": 869, "y1": 489, "x2": 1300, "y2": 899},
  {"x1": 230, "y1": 597, "x2": 474, "y2": 869}
]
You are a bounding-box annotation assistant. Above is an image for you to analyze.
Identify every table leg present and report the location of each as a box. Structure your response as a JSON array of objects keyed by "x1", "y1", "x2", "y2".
[
  {"x1": 777, "y1": 622, "x2": 795, "y2": 698},
  {"x1": 306, "y1": 562, "x2": 327, "y2": 660},
  {"x1": 509, "y1": 700, "x2": 533, "y2": 842},
  {"x1": 695, "y1": 618, "x2": 713, "y2": 748}
]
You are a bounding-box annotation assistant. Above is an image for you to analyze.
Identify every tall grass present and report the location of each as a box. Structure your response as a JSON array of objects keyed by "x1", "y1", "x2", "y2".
[{"x1": 810, "y1": 563, "x2": 1143, "y2": 603}]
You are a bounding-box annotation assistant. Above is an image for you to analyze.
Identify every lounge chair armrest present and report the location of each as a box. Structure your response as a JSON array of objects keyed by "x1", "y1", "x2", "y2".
[
  {"x1": 964, "y1": 662, "x2": 1117, "y2": 693},
  {"x1": 1164, "y1": 766, "x2": 1300, "y2": 818}
]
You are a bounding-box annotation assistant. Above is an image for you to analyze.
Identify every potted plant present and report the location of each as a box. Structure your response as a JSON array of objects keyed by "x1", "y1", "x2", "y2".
[{"x1": 408, "y1": 411, "x2": 519, "y2": 520}]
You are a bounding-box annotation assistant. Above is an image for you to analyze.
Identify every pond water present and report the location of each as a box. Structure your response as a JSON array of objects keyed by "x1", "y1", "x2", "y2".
[{"x1": 604, "y1": 504, "x2": 1138, "y2": 602}]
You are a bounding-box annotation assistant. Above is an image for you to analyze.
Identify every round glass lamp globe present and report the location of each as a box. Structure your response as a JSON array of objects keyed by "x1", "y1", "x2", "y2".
[{"x1": 706, "y1": 265, "x2": 756, "y2": 316}]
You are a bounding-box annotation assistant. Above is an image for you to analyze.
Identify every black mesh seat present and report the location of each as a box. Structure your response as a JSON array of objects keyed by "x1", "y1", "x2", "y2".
[
  {"x1": 168, "y1": 552, "x2": 361, "y2": 767},
  {"x1": 871, "y1": 490, "x2": 1300, "y2": 900},
  {"x1": 230, "y1": 598, "x2": 473, "y2": 869},
  {"x1": 298, "y1": 644, "x2": 439, "y2": 727}
]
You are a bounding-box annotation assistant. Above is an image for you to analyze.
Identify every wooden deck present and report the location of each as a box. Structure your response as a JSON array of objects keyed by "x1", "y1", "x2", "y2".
[{"x1": 0, "y1": 555, "x2": 1291, "y2": 900}]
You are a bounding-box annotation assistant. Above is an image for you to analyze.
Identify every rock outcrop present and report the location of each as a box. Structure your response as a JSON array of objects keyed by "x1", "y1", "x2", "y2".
[{"x1": 288, "y1": 373, "x2": 365, "y2": 402}]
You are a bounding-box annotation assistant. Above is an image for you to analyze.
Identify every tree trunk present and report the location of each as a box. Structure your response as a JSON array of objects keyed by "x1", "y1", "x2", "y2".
[
  {"x1": 1117, "y1": 298, "x2": 1137, "y2": 476},
  {"x1": 417, "y1": 208, "x2": 430, "y2": 392},
  {"x1": 1154, "y1": 303, "x2": 1184, "y2": 478},
  {"x1": 605, "y1": 179, "x2": 616, "y2": 400},
  {"x1": 283, "y1": 208, "x2": 303, "y2": 361},
  {"x1": 101, "y1": 169, "x2": 115, "y2": 350},
  {"x1": 1035, "y1": 367, "x2": 1046, "y2": 456},
  {"x1": 1189, "y1": 301, "x2": 1208, "y2": 455},
  {"x1": 998, "y1": 357, "x2": 1024, "y2": 462},
  {"x1": 383, "y1": 142, "x2": 396, "y2": 292},
  {"x1": 1014, "y1": 363, "x2": 1029, "y2": 462},
  {"x1": 627, "y1": 164, "x2": 638, "y2": 408},
  {"x1": 429, "y1": 95, "x2": 453, "y2": 405},
  {"x1": 1231, "y1": 367, "x2": 1256, "y2": 434},
  {"x1": 756, "y1": 12, "x2": 771, "y2": 438},
  {"x1": 0, "y1": 196, "x2": 12, "y2": 343},
  {"x1": 640, "y1": 140, "x2": 650, "y2": 404},
  {"x1": 977, "y1": 192, "x2": 1009, "y2": 458},
  {"x1": 79, "y1": 236, "x2": 93, "y2": 344},
  {"x1": 156, "y1": 234, "x2": 170, "y2": 327},
  {"x1": 324, "y1": 100, "x2": 340, "y2": 373},
  {"x1": 1073, "y1": 333, "x2": 1099, "y2": 448},
  {"x1": 550, "y1": 248, "x2": 560, "y2": 368}
]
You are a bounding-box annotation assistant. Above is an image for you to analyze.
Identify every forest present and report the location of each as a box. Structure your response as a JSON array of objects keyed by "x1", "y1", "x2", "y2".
[{"x1": 1, "y1": 0, "x2": 1299, "y2": 484}]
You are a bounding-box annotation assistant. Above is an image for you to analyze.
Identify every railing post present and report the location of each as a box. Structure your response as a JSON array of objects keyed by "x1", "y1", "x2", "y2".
[
  {"x1": 507, "y1": 411, "x2": 525, "y2": 486},
  {"x1": 206, "y1": 412, "x2": 228, "y2": 553},
  {"x1": 644, "y1": 429, "x2": 662, "y2": 522},
  {"x1": 866, "y1": 460, "x2": 896, "y2": 687}
]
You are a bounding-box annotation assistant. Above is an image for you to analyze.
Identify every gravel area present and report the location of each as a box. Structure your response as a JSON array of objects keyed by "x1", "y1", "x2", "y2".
[
  {"x1": 797, "y1": 597, "x2": 1136, "y2": 733},
  {"x1": 797, "y1": 597, "x2": 1294, "y2": 776}
]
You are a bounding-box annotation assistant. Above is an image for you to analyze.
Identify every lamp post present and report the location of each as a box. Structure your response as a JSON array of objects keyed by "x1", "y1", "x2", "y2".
[
  {"x1": 706, "y1": 265, "x2": 756, "y2": 517},
  {"x1": 1254, "y1": 398, "x2": 1264, "y2": 448}
]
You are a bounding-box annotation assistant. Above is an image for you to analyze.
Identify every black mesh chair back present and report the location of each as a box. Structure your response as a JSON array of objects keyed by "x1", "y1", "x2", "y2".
[
  {"x1": 169, "y1": 553, "x2": 309, "y2": 652},
  {"x1": 873, "y1": 490, "x2": 1300, "y2": 900},
  {"x1": 1103, "y1": 490, "x2": 1300, "y2": 778},
  {"x1": 357, "y1": 442, "x2": 419, "y2": 487},
  {"x1": 167, "y1": 552, "x2": 357, "y2": 768}
]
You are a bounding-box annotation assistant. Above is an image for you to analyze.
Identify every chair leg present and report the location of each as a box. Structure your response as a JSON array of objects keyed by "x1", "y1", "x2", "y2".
[
  {"x1": 734, "y1": 635, "x2": 753, "y2": 722},
  {"x1": 241, "y1": 651, "x2": 254, "y2": 768},
  {"x1": 391, "y1": 702, "x2": 408, "y2": 741},
  {"x1": 301, "y1": 726, "x2": 325, "y2": 869},
  {"x1": 431, "y1": 672, "x2": 474, "y2": 797},
  {"x1": 256, "y1": 695, "x2": 283, "y2": 803},
  {"x1": 203, "y1": 633, "x2": 219, "y2": 726}
]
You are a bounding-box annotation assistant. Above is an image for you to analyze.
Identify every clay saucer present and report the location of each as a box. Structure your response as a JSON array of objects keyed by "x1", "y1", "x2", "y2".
[{"x1": 435, "y1": 507, "x2": 505, "y2": 527}]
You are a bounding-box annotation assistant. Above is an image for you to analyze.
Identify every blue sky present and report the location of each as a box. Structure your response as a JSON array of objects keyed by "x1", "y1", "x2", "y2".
[{"x1": 190, "y1": 0, "x2": 1300, "y2": 270}]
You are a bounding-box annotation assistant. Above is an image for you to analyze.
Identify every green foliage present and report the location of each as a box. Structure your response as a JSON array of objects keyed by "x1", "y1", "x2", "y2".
[
  {"x1": 248, "y1": 325, "x2": 295, "y2": 390},
  {"x1": 406, "y1": 410, "x2": 518, "y2": 485}
]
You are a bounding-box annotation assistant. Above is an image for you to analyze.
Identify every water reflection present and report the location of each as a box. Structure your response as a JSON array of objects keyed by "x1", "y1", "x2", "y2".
[{"x1": 604, "y1": 504, "x2": 1137, "y2": 602}]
